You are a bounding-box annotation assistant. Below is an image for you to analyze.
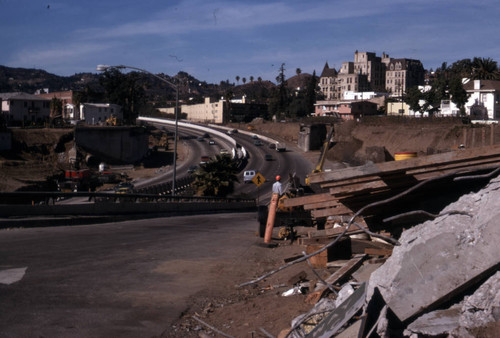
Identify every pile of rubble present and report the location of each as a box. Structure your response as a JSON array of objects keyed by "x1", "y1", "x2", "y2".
[{"x1": 242, "y1": 146, "x2": 500, "y2": 337}]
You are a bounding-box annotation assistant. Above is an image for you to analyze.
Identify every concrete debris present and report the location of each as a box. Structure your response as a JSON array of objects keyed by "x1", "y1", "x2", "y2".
[{"x1": 365, "y1": 176, "x2": 500, "y2": 335}]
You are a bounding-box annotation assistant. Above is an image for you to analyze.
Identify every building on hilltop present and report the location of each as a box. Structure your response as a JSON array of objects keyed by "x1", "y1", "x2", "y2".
[
  {"x1": 159, "y1": 96, "x2": 267, "y2": 124},
  {"x1": 386, "y1": 58, "x2": 425, "y2": 96},
  {"x1": 318, "y1": 51, "x2": 425, "y2": 101},
  {"x1": 36, "y1": 90, "x2": 81, "y2": 120},
  {"x1": 0, "y1": 92, "x2": 50, "y2": 125},
  {"x1": 319, "y1": 62, "x2": 338, "y2": 100}
]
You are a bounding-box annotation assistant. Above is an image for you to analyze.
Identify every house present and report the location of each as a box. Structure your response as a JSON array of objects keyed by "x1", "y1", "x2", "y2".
[
  {"x1": 463, "y1": 79, "x2": 500, "y2": 120},
  {"x1": 80, "y1": 103, "x2": 122, "y2": 125},
  {"x1": 0, "y1": 92, "x2": 51, "y2": 125},
  {"x1": 315, "y1": 100, "x2": 378, "y2": 120},
  {"x1": 35, "y1": 90, "x2": 80, "y2": 120}
]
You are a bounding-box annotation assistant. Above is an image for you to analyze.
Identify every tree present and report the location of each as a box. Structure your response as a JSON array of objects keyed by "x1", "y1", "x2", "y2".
[
  {"x1": 448, "y1": 77, "x2": 468, "y2": 115},
  {"x1": 250, "y1": 76, "x2": 254, "y2": 83},
  {"x1": 296, "y1": 68, "x2": 302, "y2": 77},
  {"x1": 471, "y1": 57, "x2": 500, "y2": 80},
  {"x1": 235, "y1": 76, "x2": 240, "y2": 85},
  {"x1": 404, "y1": 86, "x2": 423, "y2": 113},
  {"x1": 192, "y1": 154, "x2": 240, "y2": 197},
  {"x1": 49, "y1": 97, "x2": 63, "y2": 119},
  {"x1": 99, "y1": 69, "x2": 146, "y2": 124},
  {"x1": 242, "y1": 77, "x2": 247, "y2": 85},
  {"x1": 269, "y1": 63, "x2": 289, "y2": 118}
]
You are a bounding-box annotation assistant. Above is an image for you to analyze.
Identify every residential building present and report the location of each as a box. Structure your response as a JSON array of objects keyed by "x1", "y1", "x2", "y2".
[
  {"x1": 319, "y1": 62, "x2": 338, "y2": 100},
  {"x1": 463, "y1": 79, "x2": 500, "y2": 120},
  {"x1": 159, "y1": 97, "x2": 267, "y2": 124},
  {"x1": 353, "y1": 51, "x2": 387, "y2": 91},
  {"x1": 386, "y1": 59, "x2": 425, "y2": 96},
  {"x1": 80, "y1": 103, "x2": 122, "y2": 125},
  {"x1": 314, "y1": 100, "x2": 378, "y2": 120},
  {"x1": 36, "y1": 90, "x2": 80, "y2": 120},
  {"x1": 0, "y1": 92, "x2": 51, "y2": 124}
]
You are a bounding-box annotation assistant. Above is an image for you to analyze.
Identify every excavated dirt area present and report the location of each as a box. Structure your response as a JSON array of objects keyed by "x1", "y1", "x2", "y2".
[{"x1": 1, "y1": 118, "x2": 499, "y2": 336}]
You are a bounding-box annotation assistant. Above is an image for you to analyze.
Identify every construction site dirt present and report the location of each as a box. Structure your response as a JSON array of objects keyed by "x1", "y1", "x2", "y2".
[{"x1": 1, "y1": 117, "x2": 499, "y2": 337}]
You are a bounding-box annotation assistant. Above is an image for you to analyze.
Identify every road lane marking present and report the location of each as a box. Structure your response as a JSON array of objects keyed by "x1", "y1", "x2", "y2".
[{"x1": 0, "y1": 267, "x2": 27, "y2": 285}]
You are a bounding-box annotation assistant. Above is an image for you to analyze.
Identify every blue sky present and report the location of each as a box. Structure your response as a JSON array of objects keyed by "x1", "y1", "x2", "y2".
[{"x1": 1, "y1": 0, "x2": 499, "y2": 84}]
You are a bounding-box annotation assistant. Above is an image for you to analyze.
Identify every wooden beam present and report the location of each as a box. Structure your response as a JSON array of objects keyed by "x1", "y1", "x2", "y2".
[
  {"x1": 308, "y1": 144, "x2": 500, "y2": 184},
  {"x1": 311, "y1": 205, "x2": 353, "y2": 218},
  {"x1": 282, "y1": 192, "x2": 333, "y2": 208},
  {"x1": 305, "y1": 255, "x2": 367, "y2": 304}
]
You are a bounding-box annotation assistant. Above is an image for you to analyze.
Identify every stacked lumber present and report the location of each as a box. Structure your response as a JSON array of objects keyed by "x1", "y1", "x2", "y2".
[{"x1": 284, "y1": 144, "x2": 500, "y2": 223}]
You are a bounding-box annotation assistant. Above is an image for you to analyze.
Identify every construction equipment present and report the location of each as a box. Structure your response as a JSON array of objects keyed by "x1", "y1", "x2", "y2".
[{"x1": 305, "y1": 124, "x2": 335, "y2": 186}]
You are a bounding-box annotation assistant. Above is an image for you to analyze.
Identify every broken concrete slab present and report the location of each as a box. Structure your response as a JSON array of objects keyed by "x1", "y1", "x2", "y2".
[
  {"x1": 367, "y1": 176, "x2": 500, "y2": 322},
  {"x1": 404, "y1": 305, "x2": 462, "y2": 336},
  {"x1": 405, "y1": 271, "x2": 500, "y2": 337}
]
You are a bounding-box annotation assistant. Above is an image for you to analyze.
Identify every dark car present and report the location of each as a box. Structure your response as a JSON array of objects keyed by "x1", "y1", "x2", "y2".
[
  {"x1": 187, "y1": 165, "x2": 198, "y2": 174},
  {"x1": 114, "y1": 182, "x2": 134, "y2": 194},
  {"x1": 265, "y1": 154, "x2": 273, "y2": 161}
]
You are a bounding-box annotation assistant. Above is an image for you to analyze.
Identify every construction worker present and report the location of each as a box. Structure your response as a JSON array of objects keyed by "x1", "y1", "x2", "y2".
[{"x1": 272, "y1": 175, "x2": 283, "y2": 196}]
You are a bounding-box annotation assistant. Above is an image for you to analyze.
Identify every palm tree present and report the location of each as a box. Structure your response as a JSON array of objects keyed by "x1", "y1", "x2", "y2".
[
  {"x1": 296, "y1": 68, "x2": 302, "y2": 77},
  {"x1": 250, "y1": 76, "x2": 254, "y2": 83},
  {"x1": 472, "y1": 57, "x2": 500, "y2": 80},
  {"x1": 192, "y1": 155, "x2": 239, "y2": 197},
  {"x1": 235, "y1": 76, "x2": 240, "y2": 85},
  {"x1": 242, "y1": 77, "x2": 247, "y2": 85}
]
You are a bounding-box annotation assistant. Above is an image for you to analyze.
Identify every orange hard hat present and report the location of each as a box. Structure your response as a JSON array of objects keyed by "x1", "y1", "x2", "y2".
[{"x1": 276, "y1": 175, "x2": 281, "y2": 181}]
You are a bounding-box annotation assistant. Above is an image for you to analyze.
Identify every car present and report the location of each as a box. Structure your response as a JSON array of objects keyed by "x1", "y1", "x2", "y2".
[
  {"x1": 252, "y1": 134, "x2": 259, "y2": 139},
  {"x1": 243, "y1": 170, "x2": 256, "y2": 183},
  {"x1": 269, "y1": 143, "x2": 276, "y2": 150},
  {"x1": 254, "y1": 140, "x2": 263, "y2": 146},
  {"x1": 114, "y1": 182, "x2": 134, "y2": 194},
  {"x1": 265, "y1": 154, "x2": 273, "y2": 161},
  {"x1": 220, "y1": 149, "x2": 229, "y2": 155},
  {"x1": 187, "y1": 165, "x2": 198, "y2": 174},
  {"x1": 203, "y1": 132, "x2": 210, "y2": 138},
  {"x1": 197, "y1": 136, "x2": 204, "y2": 141},
  {"x1": 200, "y1": 155, "x2": 210, "y2": 164},
  {"x1": 209, "y1": 140, "x2": 216, "y2": 145}
]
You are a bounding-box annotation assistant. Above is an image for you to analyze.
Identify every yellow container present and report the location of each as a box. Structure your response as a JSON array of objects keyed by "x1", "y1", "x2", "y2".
[{"x1": 395, "y1": 152, "x2": 417, "y2": 161}]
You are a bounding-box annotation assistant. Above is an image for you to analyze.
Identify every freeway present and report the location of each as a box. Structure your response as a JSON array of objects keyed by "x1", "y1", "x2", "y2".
[{"x1": 139, "y1": 119, "x2": 314, "y2": 203}]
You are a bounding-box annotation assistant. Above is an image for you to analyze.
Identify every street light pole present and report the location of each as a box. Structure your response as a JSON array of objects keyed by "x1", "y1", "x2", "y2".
[{"x1": 96, "y1": 64, "x2": 179, "y2": 196}]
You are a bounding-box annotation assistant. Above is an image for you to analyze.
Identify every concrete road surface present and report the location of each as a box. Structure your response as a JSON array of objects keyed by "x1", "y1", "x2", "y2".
[{"x1": 0, "y1": 212, "x2": 261, "y2": 337}]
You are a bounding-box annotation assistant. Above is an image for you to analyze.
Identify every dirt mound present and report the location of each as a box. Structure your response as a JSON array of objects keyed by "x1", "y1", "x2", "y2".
[
  {"x1": 329, "y1": 117, "x2": 494, "y2": 166},
  {"x1": 0, "y1": 128, "x2": 74, "y2": 191}
]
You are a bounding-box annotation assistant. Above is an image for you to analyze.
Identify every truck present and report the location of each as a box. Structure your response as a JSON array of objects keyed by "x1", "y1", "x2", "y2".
[{"x1": 276, "y1": 142, "x2": 286, "y2": 152}]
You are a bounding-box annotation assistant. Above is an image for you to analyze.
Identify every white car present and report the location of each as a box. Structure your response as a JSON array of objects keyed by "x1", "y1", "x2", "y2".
[{"x1": 243, "y1": 170, "x2": 256, "y2": 183}]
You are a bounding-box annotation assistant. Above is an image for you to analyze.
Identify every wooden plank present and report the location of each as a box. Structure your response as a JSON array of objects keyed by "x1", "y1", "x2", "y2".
[
  {"x1": 308, "y1": 144, "x2": 500, "y2": 185},
  {"x1": 364, "y1": 247, "x2": 393, "y2": 256},
  {"x1": 350, "y1": 238, "x2": 394, "y2": 255},
  {"x1": 305, "y1": 255, "x2": 367, "y2": 304},
  {"x1": 311, "y1": 205, "x2": 353, "y2": 218},
  {"x1": 303, "y1": 199, "x2": 342, "y2": 210},
  {"x1": 297, "y1": 230, "x2": 365, "y2": 245},
  {"x1": 282, "y1": 192, "x2": 334, "y2": 208},
  {"x1": 308, "y1": 224, "x2": 366, "y2": 239}
]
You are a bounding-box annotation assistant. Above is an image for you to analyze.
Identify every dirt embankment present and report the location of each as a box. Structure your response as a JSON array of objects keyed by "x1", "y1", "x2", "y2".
[
  {"x1": 2, "y1": 118, "x2": 499, "y2": 191},
  {"x1": 0, "y1": 128, "x2": 75, "y2": 191}
]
